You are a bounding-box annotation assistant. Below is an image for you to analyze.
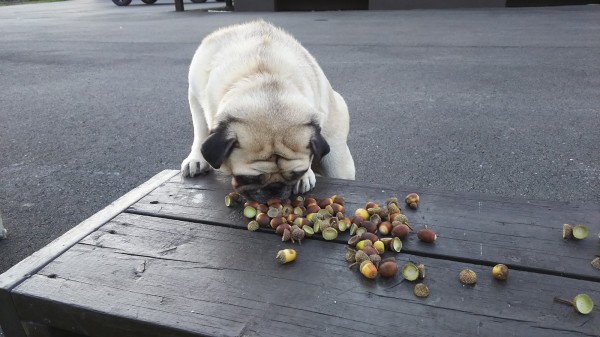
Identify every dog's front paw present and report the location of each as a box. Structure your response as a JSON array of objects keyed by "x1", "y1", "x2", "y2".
[
  {"x1": 181, "y1": 154, "x2": 212, "y2": 177},
  {"x1": 294, "y1": 169, "x2": 316, "y2": 194}
]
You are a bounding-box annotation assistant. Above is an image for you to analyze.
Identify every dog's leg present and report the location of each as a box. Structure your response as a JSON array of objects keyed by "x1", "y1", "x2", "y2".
[
  {"x1": 294, "y1": 168, "x2": 317, "y2": 194},
  {"x1": 181, "y1": 90, "x2": 212, "y2": 177},
  {"x1": 320, "y1": 143, "x2": 356, "y2": 180}
]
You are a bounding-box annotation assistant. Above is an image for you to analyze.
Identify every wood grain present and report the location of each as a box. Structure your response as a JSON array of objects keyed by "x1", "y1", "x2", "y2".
[
  {"x1": 12, "y1": 213, "x2": 599, "y2": 337},
  {"x1": 127, "y1": 173, "x2": 600, "y2": 281}
]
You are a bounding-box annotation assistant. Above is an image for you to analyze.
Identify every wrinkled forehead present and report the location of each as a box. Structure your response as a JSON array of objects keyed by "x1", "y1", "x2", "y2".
[{"x1": 235, "y1": 121, "x2": 314, "y2": 159}]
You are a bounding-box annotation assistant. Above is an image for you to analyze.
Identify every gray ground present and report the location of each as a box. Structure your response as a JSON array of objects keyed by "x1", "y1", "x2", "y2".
[{"x1": 0, "y1": 0, "x2": 599, "y2": 278}]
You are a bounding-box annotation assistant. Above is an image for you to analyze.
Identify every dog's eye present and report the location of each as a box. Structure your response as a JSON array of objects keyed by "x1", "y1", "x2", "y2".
[{"x1": 234, "y1": 175, "x2": 264, "y2": 185}]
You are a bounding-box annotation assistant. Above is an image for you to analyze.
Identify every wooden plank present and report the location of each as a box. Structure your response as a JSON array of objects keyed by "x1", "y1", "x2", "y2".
[
  {"x1": 0, "y1": 170, "x2": 178, "y2": 337},
  {"x1": 12, "y1": 213, "x2": 599, "y2": 337},
  {"x1": 127, "y1": 173, "x2": 600, "y2": 281}
]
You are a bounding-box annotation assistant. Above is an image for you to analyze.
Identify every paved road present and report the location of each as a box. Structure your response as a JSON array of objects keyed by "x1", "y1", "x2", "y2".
[{"x1": 1, "y1": 0, "x2": 599, "y2": 276}]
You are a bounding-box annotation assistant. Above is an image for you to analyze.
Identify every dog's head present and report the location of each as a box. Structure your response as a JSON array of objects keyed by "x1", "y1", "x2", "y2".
[{"x1": 201, "y1": 114, "x2": 329, "y2": 203}]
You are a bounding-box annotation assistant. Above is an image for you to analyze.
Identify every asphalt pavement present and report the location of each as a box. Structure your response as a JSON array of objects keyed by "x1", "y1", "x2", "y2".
[{"x1": 0, "y1": 0, "x2": 599, "y2": 276}]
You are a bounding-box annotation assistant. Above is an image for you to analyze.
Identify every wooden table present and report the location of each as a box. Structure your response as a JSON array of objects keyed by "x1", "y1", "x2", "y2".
[{"x1": 1, "y1": 169, "x2": 598, "y2": 337}]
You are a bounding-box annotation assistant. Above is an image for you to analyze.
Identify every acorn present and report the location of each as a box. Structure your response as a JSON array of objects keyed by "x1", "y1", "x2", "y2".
[
  {"x1": 391, "y1": 223, "x2": 411, "y2": 240},
  {"x1": 291, "y1": 196, "x2": 304, "y2": 208},
  {"x1": 417, "y1": 226, "x2": 437, "y2": 243},
  {"x1": 322, "y1": 227, "x2": 338, "y2": 241},
  {"x1": 413, "y1": 283, "x2": 429, "y2": 298},
  {"x1": 255, "y1": 213, "x2": 271, "y2": 227},
  {"x1": 390, "y1": 237, "x2": 403, "y2": 253},
  {"x1": 306, "y1": 204, "x2": 321, "y2": 214},
  {"x1": 354, "y1": 208, "x2": 370, "y2": 221},
  {"x1": 225, "y1": 192, "x2": 241, "y2": 207},
  {"x1": 331, "y1": 195, "x2": 345, "y2": 205},
  {"x1": 378, "y1": 221, "x2": 393, "y2": 235},
  {"x1": 361, "y1": 232, "x2": 379, "y2": 243},
  {"x1": 365, "y1": 201, "x2": 378, "y2": 209},
  {"x1": 402, "y1": 263, "x2": 419, "y2": 281},
  {"x1": 291, "y1": 226, "x2": 305, "y2": 244},
  {"x1": 243, "y1": 206, "x2": 257, "y2": 219},
  {"x1": 362, "y1": 246, "x2": 378, "y2": 257},
  {"x1": 275, "y1": 223, "x2": 291, "y2": 236},
  {"x1": 356, "y1": 239, "x2": 372, "y2": 251},
  {"x1": 276, "y1": 248, "x2": 296, "y2": 264},
  {"x1": 318, "y1": 198, "x2": 333, "y2": 208},
  {"x1": 256, "y1": 204, "x2": 269, "y2": 214},
  {"x1": 554, "y1": 294, "x2": 594, "y2": 315},
  {"x1": 270, "y1": 216, "x2": 286, "y2": 229},
  {"x1": 360, "y1": 260, "x2": 378, "y2": 279},
  {"x1": 492, "y1": 264, "x2": 509, "y2": 281},
  {"x1": 459, "y1": 269, "x2": 477, "y2": 285},
  {"x1": 572, "y1": 224, "x2": 589, "y2": 240},
  {"x1": 417, "y1": 264, "x2": 426, "y2": 279},
  {"x1": 369, "y1": 254, "x2": 382, "y2": 268},
  {"x1": 592, "y1": 257, "x2": 600, "y2": 270},
  {"x1": 562, "y1": 224, "x2": 573, "y2": 239},
  {"x1": 349, "y1": 250, "x2": 370, "y2": 268},
  {"x1": 244, "y1": 200, "x2": 260, "y2": 209},
  {"x1": 373, "y1": 241, "x2": 385, "y2": 255},
  {"x1": 361, "y1": 221, "x2": 378, "y2": 234},
  {"x1": 405, "y1": 193, "x2": 420, "y2": 206},
  {"x1": 331, "y1": 203, "x2": 344, "y2": 214},
  {"x1": 293, "y1": 217, "x2": 312, "y2": 228},
  {"x1": 304, "y1": 197, "x2": 317, "y2": 207},
  {"x1": 287, "y1": 213, "x2": 300, "y2": 224},
  {"x1": 379, "y1": 260, "x2": 399, "y2": 278},
  {"x1": 247, "y1": 220, "x2": 259, "y2": 231}
]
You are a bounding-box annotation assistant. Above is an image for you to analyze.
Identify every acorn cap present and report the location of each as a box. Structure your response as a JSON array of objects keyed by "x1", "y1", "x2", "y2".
[
  {"x1": 459, "y1": 269, "x2": 477, "y2": 285},
  {"x1": 402, "y1": 263, "x2": 419, "y2": 281},
  {"x1": 413, "y1": 283, "x2": 429, "y2": 298},
  {"x1": 591, "y1": 257, "x2": 600, "y2": 270},
  {"x1": 417, "y1": 264, "x2": 426, "y2": 279},
  {"x1": 572, "y1": 225, "x2": 589, "y2": 240},
  {"x1": 247, "y1": 220, "x2": 259, "y2": 232},
  {"x1": 390, "y1": 237, "x2": 403, "y2": 253},
  {"x1": 322, "y1": 227, "x2": 338, "y2": 241},
  {"x1": 573, "y1": 294, "x2": 594, "y2": 314}
]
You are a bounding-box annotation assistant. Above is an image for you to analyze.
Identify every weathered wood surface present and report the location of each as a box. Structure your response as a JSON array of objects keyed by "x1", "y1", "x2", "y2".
[
  {"x1": 0, "y1": 170, "x2": 179, "y2": 337},
  {"x1": 11, "y1": 213, "x2": 600, "y2": 337},
  {"x1": 128, "y1": 173, "x2": 600, "y2": 281}
]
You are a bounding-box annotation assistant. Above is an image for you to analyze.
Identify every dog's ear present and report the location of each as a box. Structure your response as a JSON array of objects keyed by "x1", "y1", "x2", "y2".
[
  {"x1": 310, "y1": 128, "x2": 330, "y2": 163},
  {"x1": 201, "y1": 124, "x2": 236, "y2": 169}
]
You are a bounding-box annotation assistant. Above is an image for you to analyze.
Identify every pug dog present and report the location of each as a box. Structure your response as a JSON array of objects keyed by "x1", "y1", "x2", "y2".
[{"x1": 181, "y1": 20, "x2": 355, "y2": 202}]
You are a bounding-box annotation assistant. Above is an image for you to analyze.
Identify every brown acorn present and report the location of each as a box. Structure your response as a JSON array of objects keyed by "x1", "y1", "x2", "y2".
[
  {"x1": 417, "y1": 226, "x2": 436, "y2": 243},
  {"x1": 365, "y1": 201, "x2": 378, "y2": 210},
  {"x1": 362, "y1": 246, "x2": 379, "y2": 257},
  {"x1": 361, "y1": 232, "x2": 380, "y2": 243},
  {"x1": 391, "y1": 224, "x2": 411, "y2": 240},
  {"x1": 275, "y1": 223, "x2": 292, "y2": 236},
  {"x1": 378, "y1": 221, "x2": 393, "y2": 235},
  {"x1": 318, "y1": 198, "x2": 333, "y2": 208},
  {"x1": 256, "y1": 204, "x2": 269, "y2": 214},
  {"x1": 369, "y1": 254, "x2": 382, "y2": 268},
  {"x1": 361, "y1": 221, "x2": 377, "y2": 234},
  {"x1": 304, "y1": 197, "x2": 317, "y2": 207},
  {"x1": 306, "y1": 204, "x2": 321, "y2": 214},
  {"x1": 459, "y1": 269, "x2": 477, "y2": 285},
  {"x1": 225, "y1": 192, "x2": 241, "y2": 207},
  {"x1": 379, "y1": 260, "x2": 399, "y2": 278},
  {"x1": 330, "y1": 203, "x2": 344, "y2": 214},
  {"x1": 270, "y1": 216, "x2": 287, "y2": 229},
  {"x1": 331, "y1": 195, "x2": 345, "y2": 206},
  {"x1": 255, "y1": 213, "x2": 271, "y2": 227}
]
